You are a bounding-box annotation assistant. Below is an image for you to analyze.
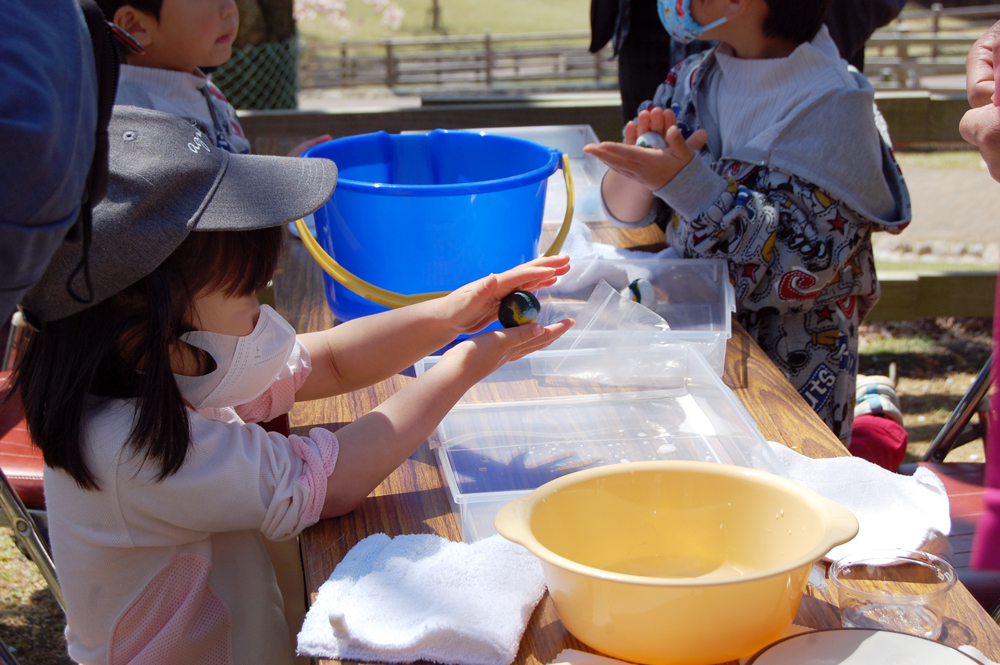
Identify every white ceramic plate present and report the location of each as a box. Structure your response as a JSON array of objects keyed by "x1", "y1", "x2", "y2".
[{"x1": 746, "y1": 629, "x2": 980, "y2": 664}]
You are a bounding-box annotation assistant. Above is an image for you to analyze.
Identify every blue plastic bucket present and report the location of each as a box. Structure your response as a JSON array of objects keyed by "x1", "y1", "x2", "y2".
[{"x1": 302, "y1": 130, "x2": 564, "y2": 323}]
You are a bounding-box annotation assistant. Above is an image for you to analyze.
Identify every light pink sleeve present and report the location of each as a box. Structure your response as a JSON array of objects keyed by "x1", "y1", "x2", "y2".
[
  {"x1": 114, "y1": 412, "x2": 339, "y2": 544},
  {"x1": 256, "y1": 426, "x2": 339, "y2": 539},
  {"x1": 235, "y1": 339, "x2": 312, "y2": 424}
]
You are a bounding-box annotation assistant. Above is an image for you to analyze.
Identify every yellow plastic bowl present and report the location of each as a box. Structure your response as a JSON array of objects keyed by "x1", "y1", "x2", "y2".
[{"x1": 494, "y1": 461, "x2": 858, "y2": 665}]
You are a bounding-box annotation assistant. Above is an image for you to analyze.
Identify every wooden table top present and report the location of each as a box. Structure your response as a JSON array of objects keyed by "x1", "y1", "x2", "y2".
[{"x1": 274, "y1": 222, "x2": 1000, "y2": 665}]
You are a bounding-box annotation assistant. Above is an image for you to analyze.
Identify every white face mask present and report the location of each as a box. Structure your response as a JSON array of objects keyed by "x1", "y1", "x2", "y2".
[{"x1": 174, "y1": 304, "x2": 297, "y2": 410}]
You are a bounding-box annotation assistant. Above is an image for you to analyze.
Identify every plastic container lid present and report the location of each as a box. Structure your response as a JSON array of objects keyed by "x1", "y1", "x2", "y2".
[{"x1": 416, "y1": 344, "x2": 782, "y2": 541}]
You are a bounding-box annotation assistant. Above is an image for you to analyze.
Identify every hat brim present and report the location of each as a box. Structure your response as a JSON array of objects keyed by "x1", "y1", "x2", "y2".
[{"x1": 195, "y1": 153, "x2": 338, "y2": 231}]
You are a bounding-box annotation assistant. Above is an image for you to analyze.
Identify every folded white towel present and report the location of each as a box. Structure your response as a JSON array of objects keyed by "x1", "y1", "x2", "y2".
[
  {"x1": 297, "y1": 533, "x2": 546, "y2": 665},
  {"x1": 767, "y1": 441, "x2": 952, "y2": 561}
]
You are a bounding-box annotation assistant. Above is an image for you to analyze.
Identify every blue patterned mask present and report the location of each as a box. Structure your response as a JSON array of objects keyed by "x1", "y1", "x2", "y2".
[{"x1": 657, "y1": 0, "x2": 728, "y2": 45}]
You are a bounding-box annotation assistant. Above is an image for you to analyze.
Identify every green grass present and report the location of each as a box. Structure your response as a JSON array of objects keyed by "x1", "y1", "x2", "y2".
[
  {"x1": 875, "y1": 260, "x2": 998, "y2": 273},
  {"x1": 293, "y1": 0, "x2": 981, "y2": 44},
  {"x1": 859, "y1": 334, "x2": 940, "y2": 357},
  {"x1": 298, "y1": 0, "x2": 592, "y2": 43}
]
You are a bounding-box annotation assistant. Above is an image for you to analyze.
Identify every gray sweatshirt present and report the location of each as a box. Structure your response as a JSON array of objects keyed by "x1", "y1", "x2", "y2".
[{"x1": 604, "y1": 35, "x2": 911, "y2": 443}]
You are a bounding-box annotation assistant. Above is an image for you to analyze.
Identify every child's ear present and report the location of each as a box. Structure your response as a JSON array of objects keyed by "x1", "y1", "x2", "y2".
[
  {"x1": 724, "y1": 0, "x2": 749, "y2": 19},
  {"x1": 112, "y1": 6, "x2": 156, "y2": 49}
]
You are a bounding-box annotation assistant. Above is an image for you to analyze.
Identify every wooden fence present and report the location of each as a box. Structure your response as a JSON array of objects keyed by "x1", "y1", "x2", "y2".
[
  {"x1": 299, "y1": 31, "x2": 616, "y2": 92},
  {"x1": 866, "y1": 3, "x2": 1000, "y2": 88},
  {"x1": 296, "y1": 5, "x2": 1000, "y2": 94},
  {"x1": 867, "y1": 34, "x2": 976, "y2": 88}
]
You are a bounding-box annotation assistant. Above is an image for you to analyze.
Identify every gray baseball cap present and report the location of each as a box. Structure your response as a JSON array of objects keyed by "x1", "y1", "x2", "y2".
[{"x1": 21, "y1": 105, "x2": 337, "y2": 322}]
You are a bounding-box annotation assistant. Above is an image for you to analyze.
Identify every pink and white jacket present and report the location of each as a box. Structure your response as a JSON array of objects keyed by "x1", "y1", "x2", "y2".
[{"x1": 44, "y1": 340, "x2": 338, "y2": 665}]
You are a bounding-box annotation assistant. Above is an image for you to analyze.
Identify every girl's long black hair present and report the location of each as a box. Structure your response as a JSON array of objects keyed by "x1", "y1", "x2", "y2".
[{"x1": 10, "y1": 227, "x2": 283, "y2": 490}]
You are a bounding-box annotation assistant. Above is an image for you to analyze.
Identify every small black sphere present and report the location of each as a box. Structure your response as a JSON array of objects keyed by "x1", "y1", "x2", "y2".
[{"x1": 498, "y1": 291, "x2": 541, "y2": 328}]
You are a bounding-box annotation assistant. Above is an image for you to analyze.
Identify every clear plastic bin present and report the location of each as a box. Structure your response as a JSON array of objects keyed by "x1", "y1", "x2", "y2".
[
  {"x1": 415, "y1": 344, "x2": 782, "y2": 542},
  {"x1": 539, "y1": 258, "x2": 736, "y2": 376},
  {"x1": 466, "y1": 124, "x2": 609, "y2": 223}
]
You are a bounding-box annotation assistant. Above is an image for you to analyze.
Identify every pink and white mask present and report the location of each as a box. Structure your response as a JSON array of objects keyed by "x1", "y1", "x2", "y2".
[{"x1": 174, "y1": 304, "x2": 297, "y2": 410}]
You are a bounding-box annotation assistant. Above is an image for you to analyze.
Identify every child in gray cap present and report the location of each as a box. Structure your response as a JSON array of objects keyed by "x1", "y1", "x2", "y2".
[{"x1": 12, "y1": 106, "x2": 572, "y2": 665}]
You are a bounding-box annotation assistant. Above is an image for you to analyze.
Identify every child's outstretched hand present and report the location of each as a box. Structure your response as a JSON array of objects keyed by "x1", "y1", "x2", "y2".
[
  {"x1": 584, "y1": 107, "x2": 708, "y2": 191},
  {"x1": 443, "y1": 255, "x2": 571, "y2": 336},
  {"x1": 444, "y1": 315, "x2": 575, "y2": 379}
]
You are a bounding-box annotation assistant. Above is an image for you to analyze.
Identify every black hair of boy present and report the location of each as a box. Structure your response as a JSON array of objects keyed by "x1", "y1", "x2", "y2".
[
  {"x1": 96, "y1": 0, "x2": 162, "y2": 21},
  {"x1": 762, "y1": 0, "x2": 836, "y2": 44}
]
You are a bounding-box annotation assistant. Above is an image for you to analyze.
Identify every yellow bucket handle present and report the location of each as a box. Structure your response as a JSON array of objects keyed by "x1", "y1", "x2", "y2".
[{"x1": 295, "y1": 153, "x2": 575, "y2": 309}]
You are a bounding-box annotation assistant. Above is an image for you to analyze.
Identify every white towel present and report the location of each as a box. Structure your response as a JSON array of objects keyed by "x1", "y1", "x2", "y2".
[
  {"x1": 297, "y1": 533, "x2": 546, "y2": 665},
  {"x1": 767, "y1": 441, "x2": 952, "y2": 561}
]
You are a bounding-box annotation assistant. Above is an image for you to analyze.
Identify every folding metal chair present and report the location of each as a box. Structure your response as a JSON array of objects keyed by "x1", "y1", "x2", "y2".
[
  {"x1": 898, "y1": 349, "x2": 998, "y2": 610},
  {"x1": 921, "y1": 351, "x2": 993, "y2": 465},
  {"x1": 0, "y1": 316, "x2": 63, "y2": 665}
]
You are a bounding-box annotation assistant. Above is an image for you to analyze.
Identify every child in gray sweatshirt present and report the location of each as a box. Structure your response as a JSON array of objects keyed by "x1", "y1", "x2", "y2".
[{"x1": 586, "y1": 0, "x2": 911, "y2": 444}]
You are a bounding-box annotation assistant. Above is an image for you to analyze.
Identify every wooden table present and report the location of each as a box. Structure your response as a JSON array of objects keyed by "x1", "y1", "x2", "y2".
[{"x1": 274, "y1": 222, "x2": 1000, "y2": 665}]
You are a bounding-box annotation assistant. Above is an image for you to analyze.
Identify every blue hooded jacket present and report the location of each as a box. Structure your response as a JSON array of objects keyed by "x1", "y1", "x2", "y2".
[{"x1": 0, "y1": 0, "x2": 98, "y2": 321}]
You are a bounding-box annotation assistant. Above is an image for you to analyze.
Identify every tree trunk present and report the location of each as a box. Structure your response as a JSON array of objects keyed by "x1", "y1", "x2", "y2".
[
  {"x1": 215, "y1": 0, "x2": 298, "y2": 110},
  {"x1": 234, "y1": 0, "x2": 294, "y2": 48}
]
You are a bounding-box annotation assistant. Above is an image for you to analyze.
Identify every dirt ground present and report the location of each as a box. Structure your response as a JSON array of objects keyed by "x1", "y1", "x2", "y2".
[
  {"x1": 0, "y1": 510, "x2": 69, "y2": 665},
  {"x1": 858, "y1": 317, "x2": 994, "y2": 463}
]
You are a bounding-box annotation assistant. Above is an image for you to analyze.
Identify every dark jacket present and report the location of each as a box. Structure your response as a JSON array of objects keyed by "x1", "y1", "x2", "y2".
[
  {"x1": 590, "y1": 0, "x2": 908, "y2": 73},
  {"x1": 0, "y1": 0, "x2": 97, "y2": 320},
  {"x1": 826, "y1": 0, "x2": 908, "y2": 69}
]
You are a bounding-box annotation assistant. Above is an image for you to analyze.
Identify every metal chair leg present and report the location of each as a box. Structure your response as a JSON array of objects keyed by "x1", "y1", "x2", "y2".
[
  {"x1": 0, "y1": 639, "x2": 22, "y2": 665},
  {"x1": 922, "y1": 350, "x2": 994, "y2": 463},
  {"x1": 0, "y1": 466, "x2": 63, "y2": 611},
  {"x1": 1, "y1": 313, "x2": 26, "y2": 373}
]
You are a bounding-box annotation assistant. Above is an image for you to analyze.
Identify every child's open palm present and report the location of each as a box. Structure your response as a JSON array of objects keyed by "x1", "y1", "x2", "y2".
[
  {"x1": 446, "y1": 314, "x2": 574, "y2": 380},
  {"x1": 584, "y1": 107, "x2": 709, "y2": 191},
  {"x1": 445, "y1": 255, "x2": 571, "y2": 336}
]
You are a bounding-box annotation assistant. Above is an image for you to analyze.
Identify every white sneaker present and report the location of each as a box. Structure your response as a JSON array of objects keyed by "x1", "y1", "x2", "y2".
[{"x1": 855, "y1": 375, "x2": 903, "y2": 425}]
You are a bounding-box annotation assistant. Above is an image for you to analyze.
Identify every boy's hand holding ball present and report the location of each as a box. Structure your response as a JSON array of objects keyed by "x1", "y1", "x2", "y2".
[{"x1": 584, "y1": 107, "x2": 709, "y2": 192}]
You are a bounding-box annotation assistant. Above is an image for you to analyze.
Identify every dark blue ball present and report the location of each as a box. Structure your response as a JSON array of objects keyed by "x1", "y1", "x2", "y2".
[{"x1": 498, "y1": 291, "x2": 541, "y2": 328}]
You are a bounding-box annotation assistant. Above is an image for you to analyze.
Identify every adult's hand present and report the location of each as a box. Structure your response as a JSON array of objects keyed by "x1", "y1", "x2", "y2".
[
  {"x1": 961, "y1": 19, "x2": 1000, "y2": 183},
  {"x1": 966, "y1": 19, "x2": 1000, "y2": 108},
  {"x1": 960, "y1": 106, "x2": 1000, "y2": 182}
]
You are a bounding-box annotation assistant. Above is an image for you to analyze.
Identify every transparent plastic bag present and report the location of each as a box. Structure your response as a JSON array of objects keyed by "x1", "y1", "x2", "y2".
[{"x1": 534, "y1": 280, "x2": 676, "y2": 385}]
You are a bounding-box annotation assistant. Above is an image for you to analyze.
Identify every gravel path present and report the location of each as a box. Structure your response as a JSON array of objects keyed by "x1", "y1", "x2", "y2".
[{"x1": 875, "y1": 153, "x2": 1000, "y2": 265}]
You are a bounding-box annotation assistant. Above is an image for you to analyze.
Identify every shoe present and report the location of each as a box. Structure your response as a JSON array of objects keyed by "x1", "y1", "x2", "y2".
[{"x1": 855, "y1": 374, "x2": 903, "y2": 426}]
